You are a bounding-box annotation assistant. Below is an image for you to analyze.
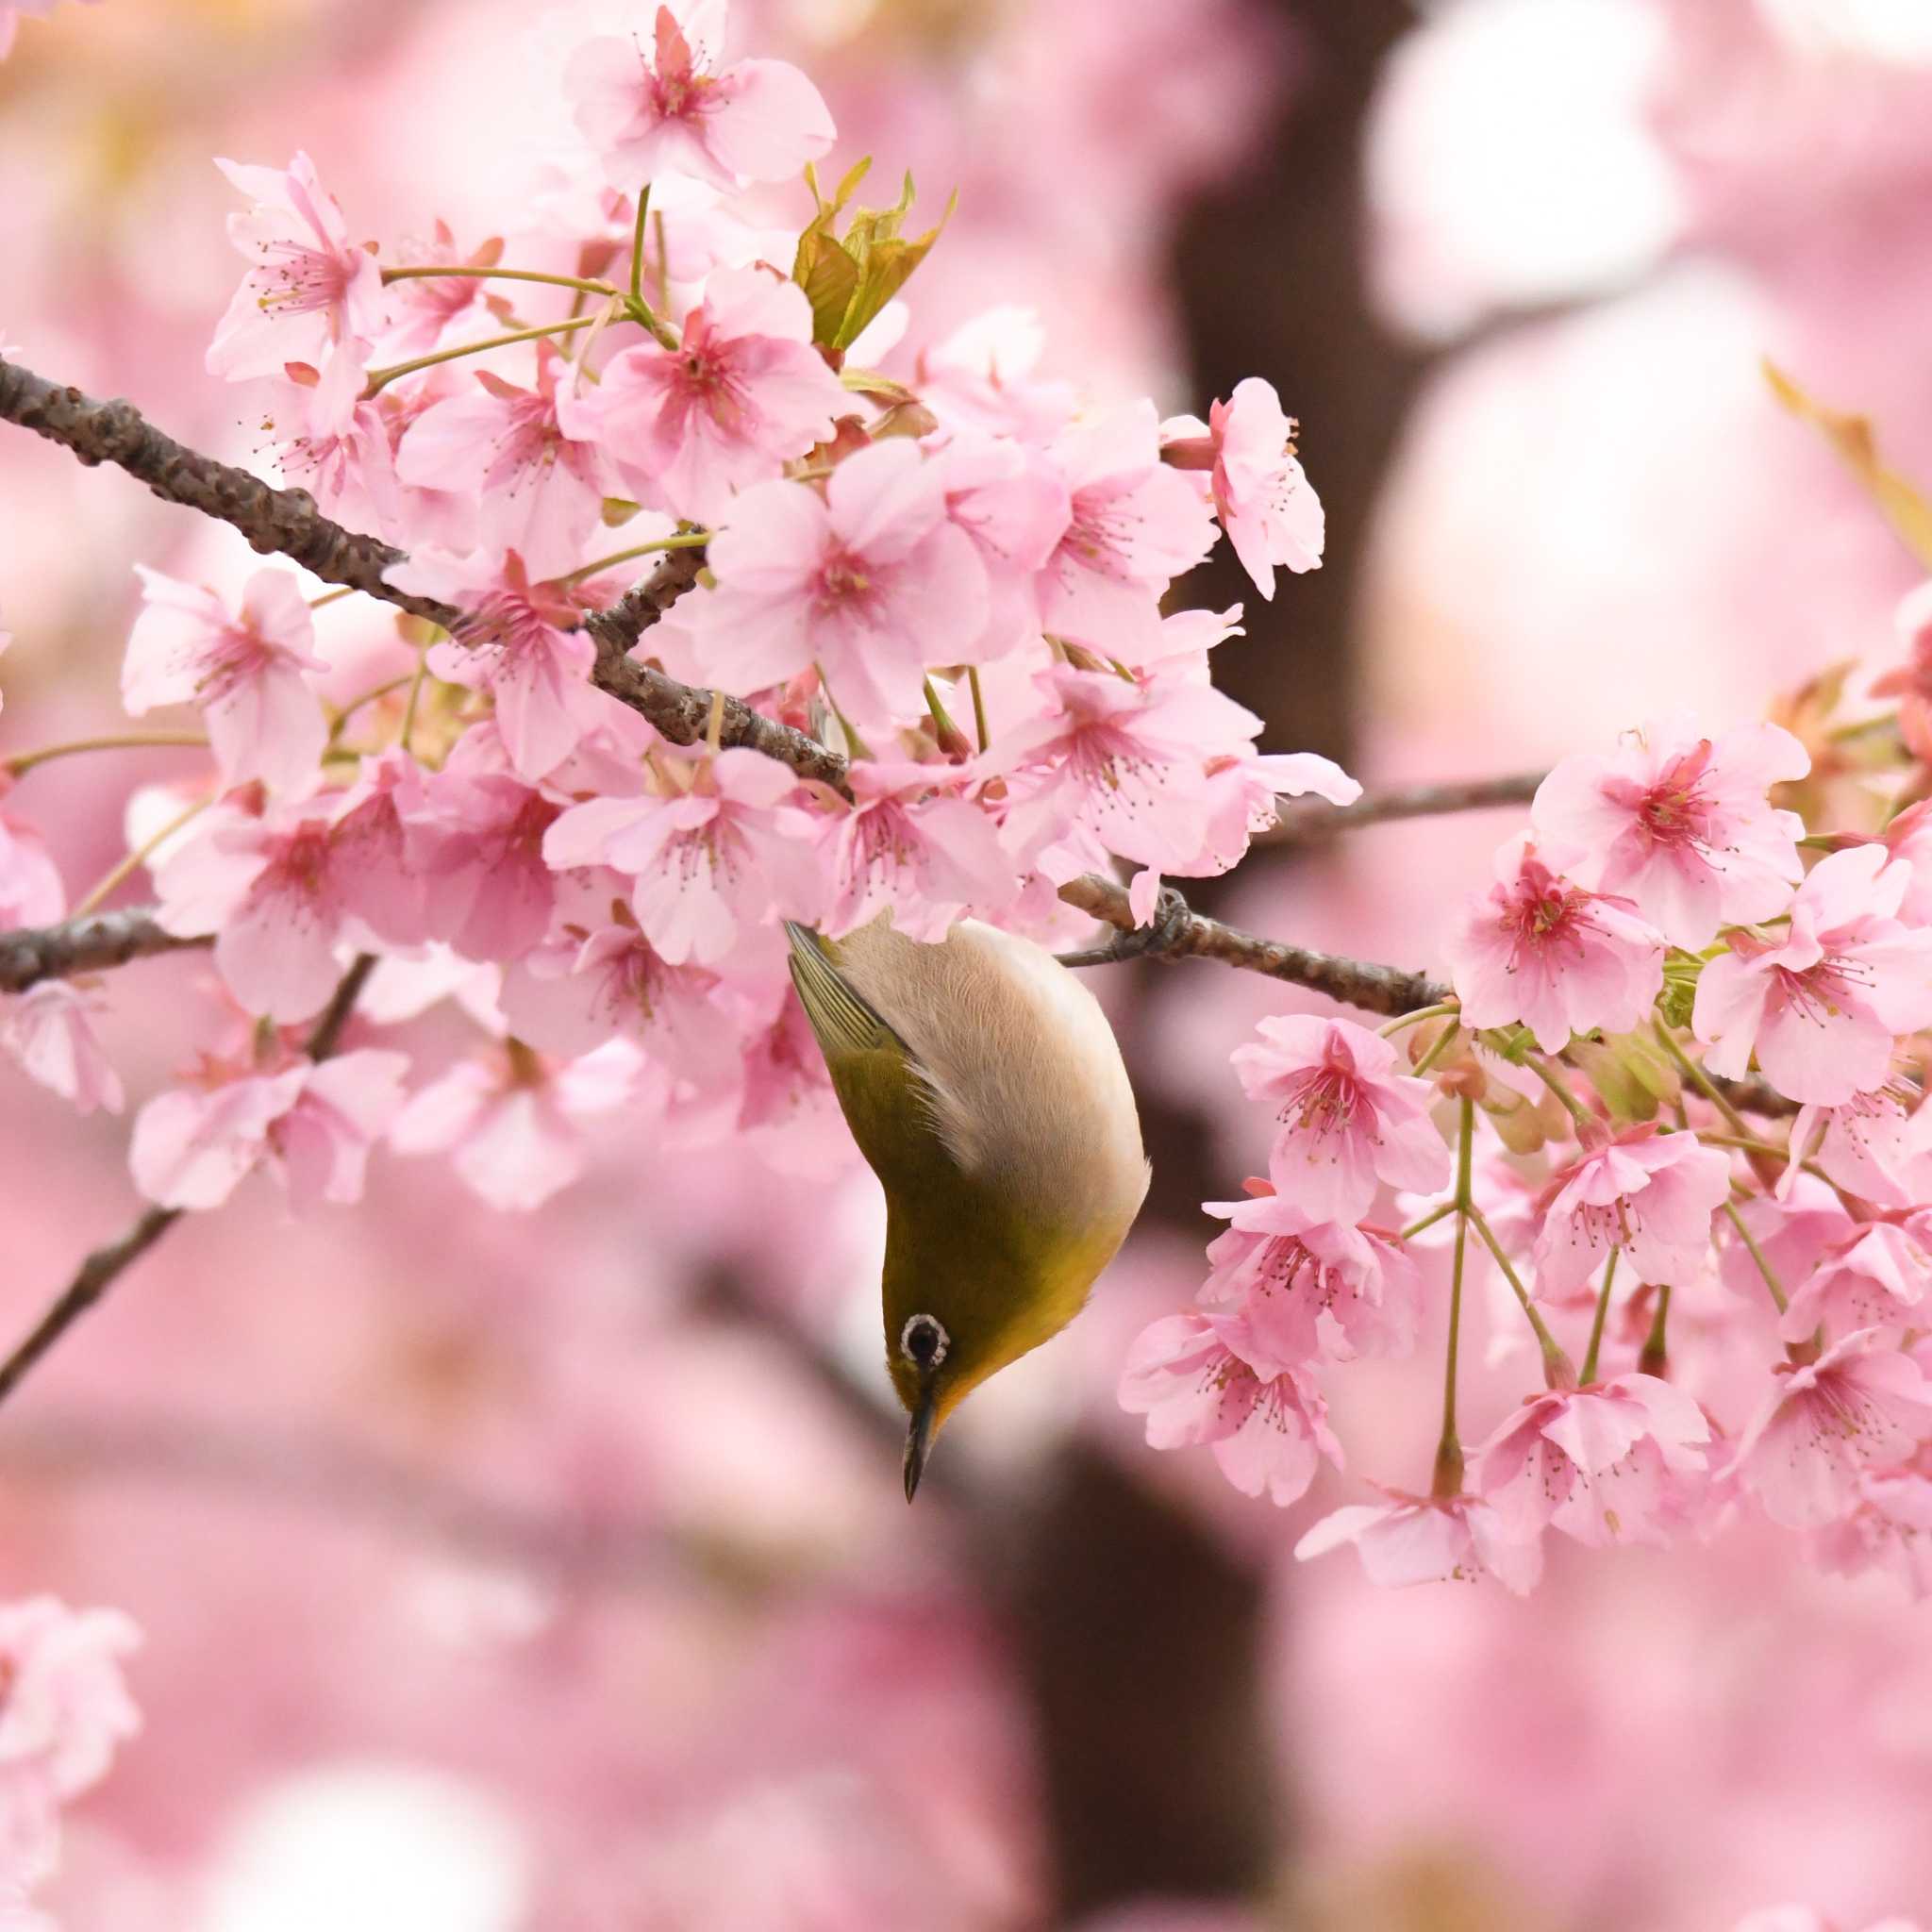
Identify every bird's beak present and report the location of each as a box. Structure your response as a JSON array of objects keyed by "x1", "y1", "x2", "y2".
[{"x1": 903, "y1": 1389, "x2": 937, "y2": 1503}]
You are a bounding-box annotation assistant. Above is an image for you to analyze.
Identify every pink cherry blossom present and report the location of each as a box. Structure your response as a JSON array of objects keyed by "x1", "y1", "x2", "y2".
[
  {"x1": 122, "y1": 566, "x2": 326, "y2": 792},
  {"x1": 1809, "y1": 1458, "x2": 1932, "y2": 1599},
  {"x1": 1693, "y1": 843, "x2": 1932, "y2": 1106},
  {"x1": 130, "y1": 1050, "x2": 406, "y2": 1210},
  {"x1": 270, "y1": 357, "x2": 406, "y2": 541},
  {"x1": 394, "y1": 345, "x2": 612, "y2": 580},
  {"x1": 1192, "y1": 741, "x2": 1362, "y2": 882},
  {"x1": 0, "y1": 807, "x2": 63, "y2": 927},
  {"x1": 387, "y1": 550, "x2": 617, "y2": 782},
  {"x1": 1882, "y1": 798, "x2": 1932, "y2": 926},
  {"x1": 1037, "y1": 402, "x2": 1219, "y2": 660},
  {"x1": 1719, "y1": 1176, "x2": 1857, "y2": 1305},
  {"x1": 560, "y1": 267, "x2": 847, "y2": 525},
  {"x1": 1293, "y1": 1484, "x2": 1543, "y2": 1594},
  {"x1": 1166, "y1": 377, "x2": 1324, "y2": 598},
  {"x1": 1117, "y1": 1307, "x2": 1341, "y2": 1506},
  {"x1": 1229, "y1": 1014, "x2": 1451, "y2": 1223},
  {"x1": 1780, "y1": 1219, "x2": 1932, "y2": 1345},
  {"x1": 1784, "y1": 1088, "x2": 1932, "y2": 1208},
  {"x1": 926, "y1": 431, "x2": 1070, "y2": 660},
  {"x1": 1874, "y1": 580, "x2": 1932, "y2": 765},
  {"x1": 1443, "y1": 832, "x2": 1665, "y2": 1052},
  {"x1": 375, "y1": 222, "x2": 508, "y2": 358},
  {"x1": 545, "y1": 747, "x2": 816, "y2": 964},
  {"x1": 390, "y1": 1041, "x2": 634, "y2": 1211},
  {"x1": 681, "y1": 440, "x2": 990, "y2": 724},
  {"x1": 206, "y1": 152, "x2": 386, "y2": 385},
  {"x1": 1727, "y1": 1327, "x2": 1932, "y2": 1528},
  {"x1": 0, "y1": 1596, "x2": 139, "y2": 1892},
  {"x1": 416, "y1": 764, "x2": 562, "y2": 964},
  {"x1": 152, "y1": 802, "x2": 352, "y2": 1024},
  {"x1": 1530, "y1": 1124, "x2": 1731, "y2": 1299},
  {"x1": 1470, "y1": 1374, "x2": 1710, "y2": 1547},
  {"x1": 1200, "y1": 1191, "x2": 1422, "y2": 1365},
  {"x1": 0, "y1": 982, "x2": 123, "y2": 1114},
  {"x1": 813, "y1": 761, "x2": 1015, "y2": 943},
  {"x1": 499, "y1": 916, "x2": 732, "y2": 1082},
  {"x1": 995, "y1": 664, "x2": 1270, "y2": 885},
  {"x1": 325, "y1": 749, "x2": 435, "y2": 949},
  {"x1": 564, "y1": 6, "x2": 834, "y2": 193},
  {"x1": 1530, "y1": 716, "x2": 1809, "y2": 948},
  {"x1": 911, "y1": 308, "x2": 1074, "y2": 444}
]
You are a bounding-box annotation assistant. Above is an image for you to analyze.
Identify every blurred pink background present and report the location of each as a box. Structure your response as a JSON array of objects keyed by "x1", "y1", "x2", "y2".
[{"x1": 5, "y1": 1, "x2": 1932, "y2": 1926}]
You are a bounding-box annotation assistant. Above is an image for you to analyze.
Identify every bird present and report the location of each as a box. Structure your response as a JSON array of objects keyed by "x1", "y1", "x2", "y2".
[{"x1": 785, "y1": 916, "x2": 1150, "y2": 1500}]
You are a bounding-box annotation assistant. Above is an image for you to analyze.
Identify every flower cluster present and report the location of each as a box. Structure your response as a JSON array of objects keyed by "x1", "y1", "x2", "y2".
[
  {"x1": 0, "y1": 0, "x2": 1350, "y2": 1217},
  {"x1": 0, "y1": 1598, "x2": 140, "y2": 1893},
  {"x1": 1125, "y1": 710, "x2": 1932, "y2": 1597}
]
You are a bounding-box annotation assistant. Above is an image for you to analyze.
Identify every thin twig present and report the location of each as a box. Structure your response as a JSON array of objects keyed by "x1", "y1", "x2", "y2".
[
  {"x1": 0, "y1": 952, "x2": 376, "y2": 1412},
  {"x1": 0, "y1": 906, "x2": 206, "y2": 993},
  {"x1": 1263, "y1": 771, "x2": 1547, "y2": 843},
  {"x1": 1055, "y1": 874, "x2": 1450, "y2": 1018}
]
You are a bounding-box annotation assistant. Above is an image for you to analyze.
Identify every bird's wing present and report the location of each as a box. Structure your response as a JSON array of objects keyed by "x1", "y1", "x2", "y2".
[
  {"x1": 786, "y1": 923, "x2": 965, "y2": 1189},
  {"x1": 785, "y1": 922, "x2": 910, "y2": 1060}
]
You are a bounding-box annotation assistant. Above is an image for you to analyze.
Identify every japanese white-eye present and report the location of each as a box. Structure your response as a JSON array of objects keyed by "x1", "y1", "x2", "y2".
[{"x1": 786, "y1": 917, "x2": 1150, "y2": 1500}]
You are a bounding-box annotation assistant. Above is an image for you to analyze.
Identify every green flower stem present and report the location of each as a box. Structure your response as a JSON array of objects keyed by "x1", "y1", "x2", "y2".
[
  {"x1": 1579, "y1": 1251, "x2": 1619, "y2": 1386},
  {"x1": 1400, "y1": 1199, "x2": 1457, "y2": 1242},
  {"x1": 1380, "y1": 1001, "x2": 1458, "y2": 1039},
  {"x1": 1410, "y1": 1021, "x2": 1463, "y2": 1079},
  {"x1": 1524, "y1": 1051, "x2": 1597, "y2": 1132},
  {"x1": 362, "y1": 314, "x2": 603, "y2": 394},
  {"x1": 1433, "y1": 1096, "x2": 1476, "y2": 1498},
  {"x1": 1639, "y1": 1284, "x2": 1672, "y2": 1377},
  {"x1": 380, "y1": 264, "x2": 619, "y2": 299},
  {"x1": 4, "y1": 732, "x2": 208, "y2": 776},
  {"x1": 1468, "y1": 1201, "x2": 1577, "y2": 1388},
  {"x1": 1722, "y1": 1199, "x2": 1788, "y2": 1314}
]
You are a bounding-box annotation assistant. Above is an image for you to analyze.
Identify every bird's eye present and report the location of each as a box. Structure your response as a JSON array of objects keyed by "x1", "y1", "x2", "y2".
[{"x1": 900, "y1": 1313, "x2": 949, "y2": 1372}]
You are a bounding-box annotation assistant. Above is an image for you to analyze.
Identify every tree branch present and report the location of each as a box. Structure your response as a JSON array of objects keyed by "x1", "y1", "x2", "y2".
[
  {"x1": 0, "y1": 906, "x2": 207, "y2": 993},
  {"x1": 0, "y1": 353, "x2": 839, "y2": 774},
  {"x1": 0, "y1": 951, "x2": 375, "y2": 1413},
  {"x1": 1057, "y1": 873, "x2": 1451, "y2": 1017},
  {"x1": 1263, "y1": 771, "x2": 1546, "y2": 843}
]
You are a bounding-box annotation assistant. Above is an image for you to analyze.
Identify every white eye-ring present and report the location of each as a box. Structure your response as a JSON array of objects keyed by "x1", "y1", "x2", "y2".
[{"x1": 900, "y1": 1313, "x2": 950, "y2": 1372}]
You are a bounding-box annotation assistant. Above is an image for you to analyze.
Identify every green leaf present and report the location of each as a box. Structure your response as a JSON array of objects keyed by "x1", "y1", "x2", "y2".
[{"x1": 790, "y1": 163, "x2": 954, "y2": 351}]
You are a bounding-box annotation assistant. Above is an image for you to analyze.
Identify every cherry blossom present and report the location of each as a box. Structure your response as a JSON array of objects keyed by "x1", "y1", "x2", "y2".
[
  {"x1": 389, "y1": 1041, "x2": 637, "y2": 1211},
  {"x1": 1693, "y1": 842, "x2": 1932, "y2": 1106},
  {"x1": 1165, "y1": 376, "x2": 1324, "y2": 597},
  {"x1": 1229, "y1": 1014, "x2": 1451, "y2": 1223},
  {"x1": 1727, "y1": 1327, "x2": 1932, "y2": 1528},
  {"x1": 206, "y1": 152, "x2": 386, "y2": 385},
  {"x1": 994, "y1": 663, "x2": 1273, "y2": 887},
  {"x1": 1117, "y1": 1307, "x2": 1341, "y2": 1506},
  {"x1": 0, "y1": 982, "x2": 123, "y2": 1114},
  {"x1": 564, "y1": 6, "x2": 834, "y2": 193},
  {"x1": 1783, "y1": 1089, "x2": 1932, "y2": 1208},
  {"x1": 0, "y1": 806, "x2": 63, "y2": 928},
  {"x1": 1037, "y1": 401, "x2": 1219, "y2": 661},
  {"x1": 1530, "y1": 1124, "x2": 1731, "y2": 1299},
  {"x1": 0, "y1": 1597, "x2": 139, "y2": 1892},
  {"x1": 677, "y1": 439, "x2": 989, "y2": 724},
  {"x1": 1444, "y1": 832, "x2": 1664, "y2": 1051},
  {"x1": 130, "y1": 1051, "x2": 406, "y2": 1210},
  {"x1": 499, "y1": 912, "x2": 737, "y2": 1085},
  {"x1": 545, "y1": 746, "x2": 816, "y2": 964},
  {"x1": 122, "y1": 566, "x2": 326, "y2": 793},
  {"x1": 393, "y1": 344, "x2": 612, "y2": 580},
  {"x1": 1718, "y1": 1177, "x2": 1857, "y2": 1305},
  {"x1": 1200, "y1": 1190, "x2": 1422, "y2": 1365},
  {"x1": 1293, "y1": 1484, "x2": 1544, "y2": 1594},
  {"x1": 1779, "y1": 1219, "x2": 1932, "y2": 1345},
  {"x1": 415, "y1": 762, "x2": 562, "y2": 964},
  {"x1": 375, "y1": 222, "x2": 508, "y2": 358},
  {"x1": 915, "y1": 307, "x2": 1076, "y2": 445},
  {"x1": 1874, "y1": 579, "x2": 1932, "y2": 765},
  {"x1": 925, "y1": 430, "x2": 1070, "y2": 661},
  {"x1": 812, "y1": 760, "x2": 1014, "y2": 943},
  {"x1": 388, "y1": 550, "x2": 616, "y2": 782},
  {"x1": 1530, "y1": 716, "x2": 1809, "y2": 948},
  {"x1": 151, "y1": 801, "x2": 354, "y2": 1024},
  {"x1": 1470, "y1": 1374, "x2": 1710, "y2": 1547},
  {"x1": 1809, "y1": 1459, "x2": 1932, "y2": 1599},
  {"x1": 559, "y1": 266, "x2": 847, "y2": 525}
]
